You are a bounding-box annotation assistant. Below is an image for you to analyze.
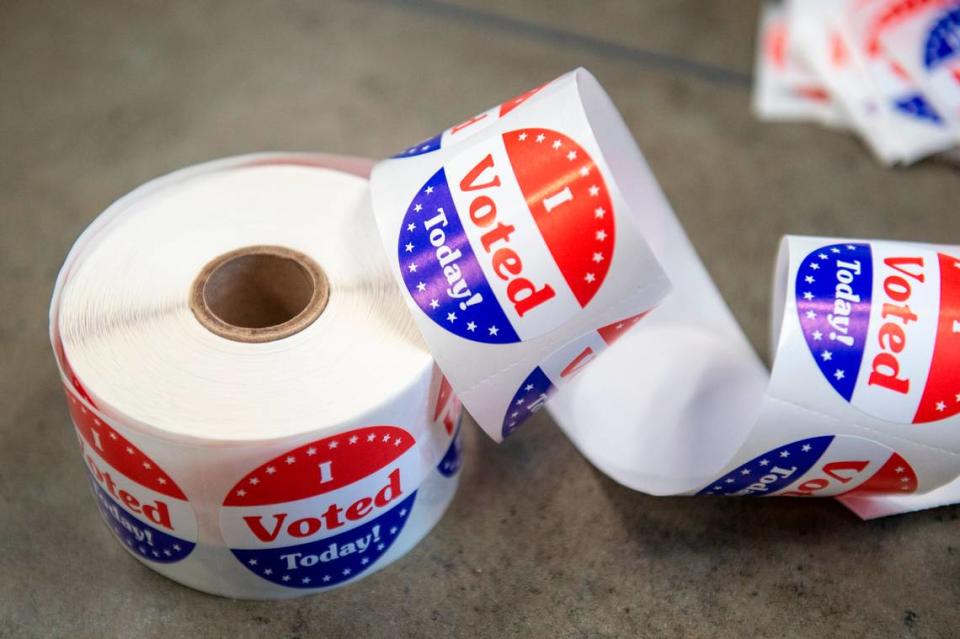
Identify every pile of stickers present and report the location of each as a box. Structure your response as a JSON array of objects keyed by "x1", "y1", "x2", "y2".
[{"x1": 754, "y1": 0, "x2": 960, "y2": 166}]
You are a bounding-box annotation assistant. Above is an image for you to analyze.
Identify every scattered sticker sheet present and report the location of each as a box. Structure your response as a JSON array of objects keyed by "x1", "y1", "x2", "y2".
[{"x1": 755, "y1": 0, "x2": 960, "y2": 165}]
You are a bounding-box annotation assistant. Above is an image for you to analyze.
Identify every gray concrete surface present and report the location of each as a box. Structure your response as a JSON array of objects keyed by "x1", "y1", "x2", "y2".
[{"x1": 2, "y1": 1, "x2": 960, "y2": 637}]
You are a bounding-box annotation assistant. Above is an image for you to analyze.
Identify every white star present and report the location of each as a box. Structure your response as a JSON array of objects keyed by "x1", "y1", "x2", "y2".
[
  {"x1": 895, "y1": 466, "x2": 905, "y2": 474},
  {"x1": 741, "y1": 469, "x2": 751, "y2": 475},
  {"x1": 302, "y1": 577, "x2": 311, "y2": 584},
  {"x1": 806, "y1": 310, "x2": 817, "y2": 320},
  {"x1": 588, "y1": 185, "x2": 600, "y2": 196},
  {"x1": 901, "y1": 477, "x2": 910, "y2": 483},
  {"x1": 511, "y1": 411, "x2": 519, "y2": 418},
  {"x1": 389, "y1": 526, "x2": 398, "y2": 535},
  {"x1": 488, "y1": 325, "x2": 499, "y2": 336},
  {"x1": 725, "y1": 478, "x2": 735, "y2": 483},
  {"x1": 758, "y1": 459, "x2": 769, "y2": 466},
  {"x1": 596, "y1": 230, "x2": 607, "y2": 241},
  {"x1": 954, "y1": 261, "x2": 960, "y2": 269},
  {"x1": 416, "y1": 281, "x2": 426, "y2": 293},
  {"x1": 349, "y1": 435, "x2": 359, "y2": 444},
  {"x1": 405, "y1": 242, "x2": 414, "y2": 253},
  {"x1": 831, "y1": 247, "x2": 841, "y2": 253},
  {"x1": 249, "y1": 477, "x2": 259, "y2": 485},
  {"x1": 956, "y1": 393, "x2": 960, "y2": 402},
  {"x1": 429, "y1": 297, "x2": 440, "y2": 308},
  {"x1": 173, "y1": 544, "x2": 181, "y2": 551},
  {"x1": 163, "y1": 549, "x2": 171, "y2": 556},
  {"x1": 803, "y1": 291, "x2": 814, "y2": 300},
  {"x1": 342, "y1": 568, "x2": 352, "y2": 576},
  {"x1": 818, "y1": 253, "x2": 828, "y2": 260},
  {"x1": 801, "y1": 444, "x2": 812, "y2": 452},
  {"x1": 584, "y1": 273, "x2": 596, "y2": 283},
  {"x1": 805, "y1": 275, "x2": 815, "y2": 283},
  {"x1": 377, "y1": 543, "x2": 385, "y2": 551},
  {"x1": 109, "y1": 432, "x2": 117, "y2": 440},
  {"x1": 157, "y1": 477, "x2": 166, "y2": 485},
  {"x1": 425, "y1": 186, "x2": 434, "y2": 195},
  {"x1": 594, "y1": 207, "x2": 605, "y2": 219},
  {"x1": 236, "y1": 489, "x2": 246, "y2": 497},
  {"x1": 400, "y1": 508, "x2": 408, "y2": 516},
  {"x1": 592, "y1": 252, "x2": 604, "y2": 263},
  {"x1": 466, "y1": 321, "x2": 476, "y2": 332},
  {"x1": 142, "y1": 461, "x2": 151, "y2": 469},
  {"x1": 535, "y1": 134, "x2": 545, "y2": 143},
  {"x1": 322, "y1": 575, "x2": 331, "y2": 582},
  {"x1": 264, "y1": 569, "x2": 273, "y2": 575},
  {"x1": 361, "y1": 557, "x2": 370, "y2": 565},
  {"x1": 446, "y1": 311, "x2": 457, "y2": 322},
  {"x1": 413, "y1": 203, "x2": 422, "y2": 212},
  {"x1": 812, "y1": 330, "x2": 823, "y2": 340},
  {"x1": 420, "y1": 145, "x2": 430, "y2": 151},
  {"x1": 407, "y1": 223, "x2": 416, "y2": 232},
  {"x1": 936, "y1": 401, "x2": 947, "y2": 412},
  {"x1": 846, "y1": 244, "x2": 856, "y2": 250},
  {"x1": 516, "y1": 398, "x2": 525, "y2": 406},
  {"x1": 248, "y1": 559, "x2": 258, "y2": 566},
  {"x1": 282, "y1": 575, "x2": 291, "y2": 582},
  {"x1": 383, "y1": 434, "x2": 391, "y2": 442},
  {"x1": 126, "y1": 447, "x2": 134, "y2": 455},
  {"x1": 579, "y1": 166, "x2": 591, "y2": 177},
  {"x1": 566, "y1": 150, "x2": 577, "y2": 161},
  {"x1": 552, "y1": 139, "x2": 562, "y2": 149},
  {"x1": 525, "y1": 384, "x2": 535, "y2": 391},
  {"x1": 285, "y1": 456, "x2": 296, "y2": 464},
  {"x1": 328, "y1": 440, "x2": 339, "y2": 449},
  {"x1": 266, "y1": 466, "x2": 276, "y2": 474},
  {"x1": 780, "y1": 450, "x2": 791, "y2": 458},
  {"x1": 810, "y1": 262, "x2": 820, "y2": 270},
  {"x1": 408, "y1": 262, "x2": 417, "y2": 273},
  {"x1": 367, "y1": 434, "x2": 376, "y2": 442},
  {"x1": 518, "y1": 132, "x2": 528, "y2": 141},
  {"x1": 834, "y1": 369, "x2": 845, "y2": 380},
  {"x1": 303, "y1": 447, "x2": 315, "y2": 456},
  {"x1": 821, "y1": 350, "x2": 832, "y2": 361},
  {"x1": 394, "y1": 437, "x2": 403, "y2": 446}
]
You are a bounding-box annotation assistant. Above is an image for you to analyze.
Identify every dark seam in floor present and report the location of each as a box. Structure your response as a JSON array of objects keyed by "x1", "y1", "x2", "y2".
[{"x1": 370, "y1": 0, "x2": 754, "y2": 89}]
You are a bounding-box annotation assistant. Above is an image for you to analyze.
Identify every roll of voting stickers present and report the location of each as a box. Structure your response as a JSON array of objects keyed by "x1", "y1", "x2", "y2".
[{"x1": 50, "y1": 154, "x2": 462, "y2": 599}]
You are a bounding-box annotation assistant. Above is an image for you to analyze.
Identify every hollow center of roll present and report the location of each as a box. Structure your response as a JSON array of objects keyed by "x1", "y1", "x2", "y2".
[{"x1": 190, "y1": 245, "x2": 328, "y2": 343}]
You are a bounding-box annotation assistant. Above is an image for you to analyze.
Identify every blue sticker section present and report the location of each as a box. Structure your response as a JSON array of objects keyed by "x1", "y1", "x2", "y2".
[
  {"x1": 88, "y1": 475, "x2": 194, "y2": 563},
  {"x1": 795, "y1": 243, "x2": 873, "y2": 402},
  {"x1": 392, "y1": 133, "x2": 443, "y2": 158},
  {"x1": 231, "y1": 493, "x2": 416, "y2": 589},
  {"x1": 502, "y1": 367, "x2": 555, "y2": 439},
  {"x1": 894, "y1": 94, "x2": 944, "y2": 124},
  {"x1": 924, "y1": 7, "x2": 960, "y2": 69},
  {"x1": 697, "y1": 436, "x2": 834, "y2": 496},
  {"x1": 437, "y1": 421, "x2": 463, "y2": 477},
  {"x1": 398, "y1": 168, "x2": 519, "y2": 344}
]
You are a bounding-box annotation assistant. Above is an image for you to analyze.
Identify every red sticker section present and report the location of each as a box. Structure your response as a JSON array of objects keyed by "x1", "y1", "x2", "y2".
[
  {"x1": 503, "y1": 128, "x2": 615, "y2": 308},
  {"x1": 914, "y1": 252, "x2": 960, "y2": 423}
]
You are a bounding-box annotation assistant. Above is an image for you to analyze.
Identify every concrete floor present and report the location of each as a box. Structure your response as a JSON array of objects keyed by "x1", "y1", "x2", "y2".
[{"x1": 3, "y1": 1, "x2": 960, "y2": 637}]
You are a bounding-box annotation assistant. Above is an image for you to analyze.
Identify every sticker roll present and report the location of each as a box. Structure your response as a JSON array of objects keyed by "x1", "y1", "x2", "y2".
[{"x1": 49, "y1": 154, "x2": 463, "y2": 599}]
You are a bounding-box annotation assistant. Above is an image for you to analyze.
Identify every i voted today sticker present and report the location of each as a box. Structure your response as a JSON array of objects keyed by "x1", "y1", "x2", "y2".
[
  {"x1": 795, "y1": 241, "x2": 960, "y2": 424},
  {"x1": 698, "y1": 435, "x2": 918, "y2": 497},
  {"x1": 398, "y1": 127, "x2": 615, "y2": 344},
  {"x1": 502, "y1": 313, "x2": 647, "y2": 438},
  {"x1": 220, "y1": 426, "x2": 422, "y2": 589},
  {"x1": 65, "y1": 387, "x2": 197, "y2": 563}
]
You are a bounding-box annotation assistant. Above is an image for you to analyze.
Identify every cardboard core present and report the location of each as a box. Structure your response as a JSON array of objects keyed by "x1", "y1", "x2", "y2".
[{"x1": 190, "y1": 246, "x2": 328, "y2": 343}]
